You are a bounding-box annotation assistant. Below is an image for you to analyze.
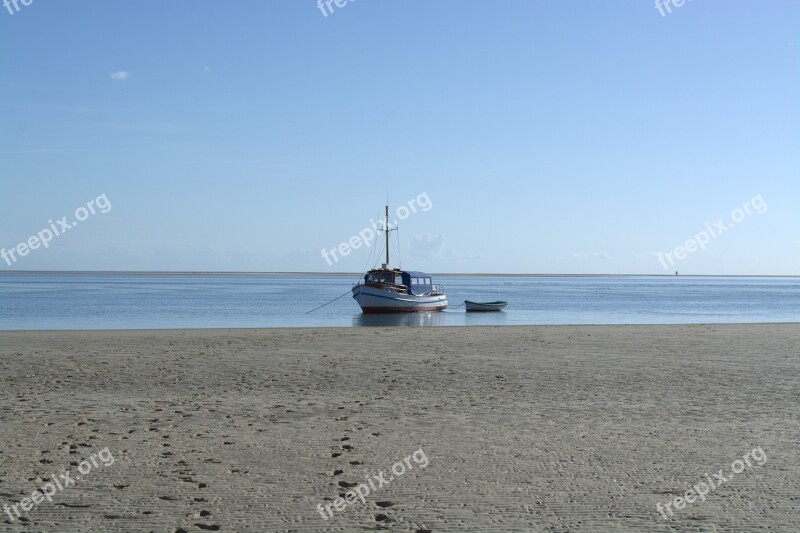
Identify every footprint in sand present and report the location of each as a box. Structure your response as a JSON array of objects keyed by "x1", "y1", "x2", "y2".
[
  {"x1": 55, "y1": 503, "x2": 91, "y2": 508},
  {"x1": 375, "y1": 501, "x2": 394, "y2": 508},
  {"x1": 337, "y1": 481, "x2": 357, "y2": 489}
]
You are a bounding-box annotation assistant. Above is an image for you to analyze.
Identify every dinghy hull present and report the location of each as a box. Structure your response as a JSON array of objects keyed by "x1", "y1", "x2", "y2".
[{"x1": 464, "y1": 300, "x2": 507, "y2": 312}]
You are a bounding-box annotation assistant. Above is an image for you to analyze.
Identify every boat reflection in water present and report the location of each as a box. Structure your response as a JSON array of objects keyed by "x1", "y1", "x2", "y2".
[
  {"x1": 352, "y1": 312, "x2": 448, "y2": 328},
  {"x1": 464, "y1": 309, "x2": 509, "y2": 326}
]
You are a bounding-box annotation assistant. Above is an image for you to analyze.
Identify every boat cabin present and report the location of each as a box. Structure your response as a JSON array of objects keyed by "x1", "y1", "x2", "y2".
[{"x1": 362, "y1": 269, "x2": 435, "y2": 296}]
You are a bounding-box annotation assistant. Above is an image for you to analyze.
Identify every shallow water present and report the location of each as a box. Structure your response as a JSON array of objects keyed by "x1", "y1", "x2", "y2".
[{"x1": 0, "y1": 273, "x2": 797, "y2": 330}]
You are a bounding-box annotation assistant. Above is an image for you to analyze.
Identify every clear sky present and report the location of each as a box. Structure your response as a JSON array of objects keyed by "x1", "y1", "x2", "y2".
[{"x1": 1, "y1": 1, "x2": 797, "y2": 274}]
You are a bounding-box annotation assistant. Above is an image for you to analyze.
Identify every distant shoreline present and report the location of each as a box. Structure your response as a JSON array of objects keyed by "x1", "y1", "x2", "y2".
[{"x1": 1, "y1": 270, "x2": 797, "y2": 278}]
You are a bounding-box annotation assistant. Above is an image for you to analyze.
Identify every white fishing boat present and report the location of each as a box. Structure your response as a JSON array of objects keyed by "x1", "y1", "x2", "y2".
[
  {"x1": 352, "y1": 206, "x2": 447, "y2": 314},
  {"x1": 464, "y1": 300, "x2": 507, "y2": 312}
]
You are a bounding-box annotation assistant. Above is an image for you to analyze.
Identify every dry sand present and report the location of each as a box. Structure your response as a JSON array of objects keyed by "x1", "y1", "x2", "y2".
[{"x1": 0, "y1": 324, "x2": 798, "y2": 532}]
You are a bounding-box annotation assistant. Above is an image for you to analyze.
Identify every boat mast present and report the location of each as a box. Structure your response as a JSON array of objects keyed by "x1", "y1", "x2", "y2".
[{"x1": 384, "y1": 205, "x2": 390, "y2": 268}]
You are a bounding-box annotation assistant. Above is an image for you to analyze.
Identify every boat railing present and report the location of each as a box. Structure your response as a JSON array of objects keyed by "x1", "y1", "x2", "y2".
[{"x1": 431, "y1": 284, "x2": 445, "y2": 295}]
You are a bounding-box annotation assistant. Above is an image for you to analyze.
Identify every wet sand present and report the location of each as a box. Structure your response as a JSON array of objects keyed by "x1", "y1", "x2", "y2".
[{"x1": 1, "y1": 323, "x2": 798, "y2": 532}]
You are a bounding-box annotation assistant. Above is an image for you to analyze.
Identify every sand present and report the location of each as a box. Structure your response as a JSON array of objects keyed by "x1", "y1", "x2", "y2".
[{"x1": 0, "y1": 323, "x2": 798, "y2": 532}]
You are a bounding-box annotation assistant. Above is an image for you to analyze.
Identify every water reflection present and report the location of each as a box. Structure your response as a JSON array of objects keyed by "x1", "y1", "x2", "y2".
[
  {"x1": 464, "y1": 309, "x2": 509, "y2": 325},
  {"x1": 352, "y1": 312, "x2": 449, "y2": 327}
]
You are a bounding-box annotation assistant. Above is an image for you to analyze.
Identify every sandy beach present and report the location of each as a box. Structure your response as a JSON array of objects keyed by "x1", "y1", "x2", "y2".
[{"x1": 0, "y1": 323, "x2": 798, "y2": 532}]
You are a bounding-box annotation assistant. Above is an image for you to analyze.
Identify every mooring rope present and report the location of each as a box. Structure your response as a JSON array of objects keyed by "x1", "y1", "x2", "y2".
[{"x1": 305, "y1": 288, "x2": 353, "y2": 314}]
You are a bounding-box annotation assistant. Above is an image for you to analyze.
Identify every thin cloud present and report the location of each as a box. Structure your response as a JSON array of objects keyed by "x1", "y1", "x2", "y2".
[
  {"x1": 89, "y1": 120, "x2": 189, "y2": 133},
  {"x1": 410, "y1": 234, "x2": 447, "y2": 259},
  {"x1": 571, "y1": 251, "x2": 611, "y2": 260},
  {"x1": 0, "y1": 148, "x2": 90, "y2": 155},
  {"x1": 110, "y1": 71, "x2": 130, "y2": 81}
]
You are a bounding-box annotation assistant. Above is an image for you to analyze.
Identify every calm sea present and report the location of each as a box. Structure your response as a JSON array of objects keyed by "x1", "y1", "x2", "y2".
[{"x1": 0, "y1": 272, "x2": 797, "y2": 330}]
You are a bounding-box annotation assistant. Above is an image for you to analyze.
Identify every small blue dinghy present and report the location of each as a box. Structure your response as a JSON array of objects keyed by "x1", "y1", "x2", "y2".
[{"x1": 464, "y1": 300, "x2": 507, "y2": 312}]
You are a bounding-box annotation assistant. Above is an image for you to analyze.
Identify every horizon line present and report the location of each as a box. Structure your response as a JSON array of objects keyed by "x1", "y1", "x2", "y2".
[{"x1": 1, "y1": 270, "x2": 797, "y2": 278}]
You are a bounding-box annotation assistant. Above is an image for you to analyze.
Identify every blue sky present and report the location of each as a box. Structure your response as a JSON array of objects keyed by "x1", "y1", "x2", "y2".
[{"x1": 1, "y1": 1, "x2": 797, "y2": 274}]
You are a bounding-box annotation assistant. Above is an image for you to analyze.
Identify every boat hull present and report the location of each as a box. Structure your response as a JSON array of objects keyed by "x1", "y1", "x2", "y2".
[{"x1": 352, "y1": 285, "x2": 448, "y2": 313}]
